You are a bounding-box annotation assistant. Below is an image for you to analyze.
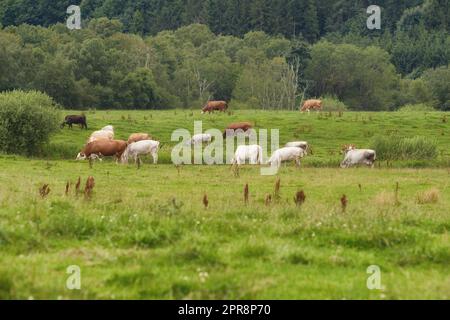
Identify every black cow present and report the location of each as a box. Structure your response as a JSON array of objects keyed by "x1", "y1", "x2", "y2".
[{"x1": 61, "y1": 115, "x2": 88, "y2": 130}]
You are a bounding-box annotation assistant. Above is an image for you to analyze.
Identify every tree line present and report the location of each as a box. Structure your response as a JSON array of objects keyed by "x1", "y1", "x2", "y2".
[{"x1": 0, "y1": 0, "x2": 448, "y2": 110}]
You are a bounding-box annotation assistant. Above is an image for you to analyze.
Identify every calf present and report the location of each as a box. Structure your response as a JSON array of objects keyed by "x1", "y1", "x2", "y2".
[
  {"x1": 122, "y1": 140, "x2": 160, "y2": 165},
  {"x1": 61, "y1": 115, "x2": 87, "y2": 129},
  {"x1": 340, "y1": 145, "x2": 376, "y2": 168},
  {"x1": 231, "y1": 145, "x2": 263, "y2": 166},
  {"x1": 268, "y1": 147, "x2": 307, "y2": 169}
]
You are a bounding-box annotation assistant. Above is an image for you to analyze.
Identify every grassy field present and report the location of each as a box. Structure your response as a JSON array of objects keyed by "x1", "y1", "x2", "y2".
[
  {"x1": 46, "y1": 110, "x2": 450, "y2": 166},
  {"x1": 0, "y1": 110, "x2": 449, "y2": 299}
]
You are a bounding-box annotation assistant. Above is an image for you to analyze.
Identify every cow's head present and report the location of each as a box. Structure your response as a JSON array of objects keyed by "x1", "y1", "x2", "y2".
[{"x1": 76, "y1": 152, "x2": 87, "y2": 161}]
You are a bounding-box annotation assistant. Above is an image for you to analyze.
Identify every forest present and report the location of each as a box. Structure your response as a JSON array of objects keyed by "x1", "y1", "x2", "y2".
[{"x1": 0, "y1": 0, "x2": 448, "y2": 110}]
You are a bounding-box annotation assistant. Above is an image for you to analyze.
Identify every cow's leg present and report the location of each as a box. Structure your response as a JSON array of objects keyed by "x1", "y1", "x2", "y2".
[
  {"x1": 152, "y1": 152, "x2": 158, "y2": 164},
  {"x1": 295, "y1": 157, "x2": 301, "y2": 168}
]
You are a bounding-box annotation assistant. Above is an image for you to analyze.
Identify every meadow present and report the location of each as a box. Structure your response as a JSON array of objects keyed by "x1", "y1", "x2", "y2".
[
  {"x1": 0, "y1": 110, "x2": 449, "y2": 299},
  {"x1": 46, "y1": 110, "x2": 450, "y2": 167}
]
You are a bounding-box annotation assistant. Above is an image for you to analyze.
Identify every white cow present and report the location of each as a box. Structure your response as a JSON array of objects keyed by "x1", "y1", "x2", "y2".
[
  {"x1": 101, "y1": 125, "x2": 114, "y2": 132},
  {"x1": 122, "y1": 140, "x2": 160, "y2": 165},
  {"x1": 231, "y1": 145, "x2": 263, "y2": 166},
  {"x1": 268, "y1": 147, "x2": 307, "y2": 169},
  {"x1": 186, "y1": 133, "x2": 212, "y2": 146},
  {"x1": 285, "y1": 141, "x2": 309, "y2": 154},
  {"x1": 340, "y1": 146, "x2": 376, "y2": 168}
]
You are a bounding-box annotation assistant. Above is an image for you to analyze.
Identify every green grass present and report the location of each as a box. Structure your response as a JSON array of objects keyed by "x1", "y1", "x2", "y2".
[
  {"x1": 0, "y1": 110, "x2": 449, "y2": 299},
  {"x1": 45, "y1": 110, "x2": 450, "y2": 167}
]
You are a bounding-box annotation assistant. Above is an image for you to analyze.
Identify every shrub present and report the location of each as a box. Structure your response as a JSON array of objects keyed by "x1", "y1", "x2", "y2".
[
  {"x1": 321, "y1": 96, "x2": 348, "y2": 112},
  {"x1": 397, "y1": 103, "x2": 435, "y2": 112},
  {"x1": 371, "y1": 135, "x2": 438, "y2": 161},
  {"x1": 0, "y1": 90, "x2": 60, "y2": 156}
]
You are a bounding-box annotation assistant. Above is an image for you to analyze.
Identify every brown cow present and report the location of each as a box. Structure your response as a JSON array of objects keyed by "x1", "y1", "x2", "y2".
[
  {"x1": 128, "y1": 133, "x2": 152, "y2": 144},
  {"x1": 301, "y1": 99, "x2": 323, "y2": 112},
  {"x1": 223, "y1": 122, "x2": 253, "y2": 138},
  {"x1": 76, "y1": 140, "x2": 128, "y2": 163},
  {"x1": 202, "y1": 101, "x2": 228, "y2": 114}
]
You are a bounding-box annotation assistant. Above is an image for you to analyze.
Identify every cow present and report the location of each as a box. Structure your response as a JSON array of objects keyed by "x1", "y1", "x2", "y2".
[
  {"x1": 202, "y1": 101, "x2": 228, "y2": 114},
  {"x1": 101, "y1": 125, "x2": 114, "y2": 132},
  {"x1": 223, "y1": 122, "x2": 254, "y2": 138},
  {"x1": 285, "y1": 141, "x2": 311, "y2": 155},
  {"x1": 122, "y1": 140, "x2": 160, "y2": 165},
  {"x1": 88, "y1": 129, "x2": 114, "y2": 143},
  {"x1": 61, "y1": 115, "x2": 88, "y2": 130},
  {"x1": 128, "y1": 133, "x2": 151, "y2": 144},
  {"x1": 301, "y1": 99, "x2": 322, "y2": 113},
  {"x1": 186, "y1": 133, "x2": 212, "y2": 146},
  {"x1": 267, "y1": 147, "x2": 307, "y2": 169},
  {"x1": 76, "y1": 140, "x2": 128, "y2": 163},
  {"x1": 231, "y1": 145, "x2": 263, "y2": 166},
  {"x1": 340, "y1": 145, "x2": 376, "y2": 168}
]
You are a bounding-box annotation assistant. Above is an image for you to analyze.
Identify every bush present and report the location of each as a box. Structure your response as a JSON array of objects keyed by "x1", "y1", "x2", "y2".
[
  {"x1": 0, "y1": 90, "x2": 60, "y2": 156},
  {"x1": 371, "y1": 135, "x2": 438, "y2": 161},
  {"x1": 397, "y1": 103, "x2": 435, "y2": 112},
  {"x1": 321, "y1": 96, "x2": 348, "y2": 112}
]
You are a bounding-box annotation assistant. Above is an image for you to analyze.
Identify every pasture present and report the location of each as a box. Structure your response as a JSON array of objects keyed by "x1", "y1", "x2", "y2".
[
  {"x1": 0, "y1": 110, "x2": 449, "y2": 299},
  {"x1": 45, "y1": 110, "x2": 450, "y2": 166}
]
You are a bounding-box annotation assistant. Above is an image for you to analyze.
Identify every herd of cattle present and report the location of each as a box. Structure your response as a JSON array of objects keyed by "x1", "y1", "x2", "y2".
[{"x1": 63, "y1": 99, "x2": 377, "y2": 169}]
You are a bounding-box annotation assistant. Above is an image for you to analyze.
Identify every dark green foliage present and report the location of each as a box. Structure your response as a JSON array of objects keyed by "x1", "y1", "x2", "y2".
[
  {"x1": 0, "y1": 90, "x2": 60, "y2": 156},
  {"x1": 0, "y1": 1, "x2": 448, "y2": 110}
]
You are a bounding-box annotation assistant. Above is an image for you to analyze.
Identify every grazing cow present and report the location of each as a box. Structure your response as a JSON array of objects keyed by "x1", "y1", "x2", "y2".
[
  {"x1": 202, "y1": 101, "x2": 228, "y2": 114},
  {"x1": 268, "y1": 147, "x2": 307, "y2": 169},
  {"x1": 301, "y1": 99, "x2": 322, "y2": 112},
  {"x1": 76, "y1": 140, "x2": 128, "y2": 162},
  {"x1": 101, "y1": 125, "x2": 114, "y2": 132},
  {"x1": 223, "y1": 122, "x2": 254, "y2": 138},
  {"x1": 88, "y1": 130, "x2": 114, "y2": 143},
  {"x1": 285, "y1": 141, "x2": 311, "y2": 155},
  {"x1": 231, "y1": 145, "x2": 263, "y2": 166},
  {"x1": 340, "y1": 145, "x2": 377, "y2": 168},
  {"x1": 186, "y1": 133, "x2": 212, "y2": 146},
  {"x1": 122, "y1": 140, "x2": 160, "y2": 165},
  {"x1": 128, "y1": 133, "x2": 151, "y2": 144},
  {"x1": 61, "y1": 115, "x2": 88, "y2": 129}
]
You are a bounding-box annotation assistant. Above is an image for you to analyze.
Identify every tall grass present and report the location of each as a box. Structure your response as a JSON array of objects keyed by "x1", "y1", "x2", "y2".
[
  {"x1": 321, "y1": 96, "x2": 348, "y2": 112},
  {"x1": 397, "y1": 104, "x2": 435, "y2": 112},
  {"x1": 371, "y1": 135, "x2": 438, "y2": 161}
]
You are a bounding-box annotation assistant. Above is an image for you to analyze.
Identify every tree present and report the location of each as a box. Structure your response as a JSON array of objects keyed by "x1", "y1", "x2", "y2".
[
  {"x1": 305, "y1": 41, "x2": 399, "y2": 110},
  {"x1": 422, "y1": 66, "x2": 450, "y2": 110},
  {"x1": 116, "y1": 68, "x2": 159, "y2": 109}
]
